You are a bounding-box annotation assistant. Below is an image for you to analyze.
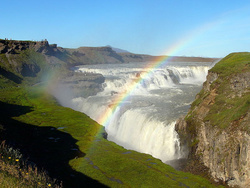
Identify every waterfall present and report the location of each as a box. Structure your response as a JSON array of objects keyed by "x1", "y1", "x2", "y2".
[
  {"x1": 76, "y1": 65, "x2": 210, "y2": 94},
  {"x1": 106, "y1": 108, "x2": 180, "y2": 162},
  {"x1": 63, "y1": 62, "x2": 212, "y2": 163}
]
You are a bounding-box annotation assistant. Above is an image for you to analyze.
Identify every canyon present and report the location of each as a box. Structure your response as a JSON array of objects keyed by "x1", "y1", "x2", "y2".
[{"x1": 0, "y1": 39, "x2": 249, "y2": 187}]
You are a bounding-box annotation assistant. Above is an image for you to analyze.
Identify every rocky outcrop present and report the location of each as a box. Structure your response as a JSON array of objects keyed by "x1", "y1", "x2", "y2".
[
  {"x1": 176, "y1": 53, "x2": 250, "y2": 187},
  {"x1": 0, "y1": 39, "x2": 58, "y2": 55},
  {"x1": 60, "y1": 72, "x2": 105, "y2": 97},
  {"x1": 0, "y1": 39, "x2": 64, "y2": 77}
]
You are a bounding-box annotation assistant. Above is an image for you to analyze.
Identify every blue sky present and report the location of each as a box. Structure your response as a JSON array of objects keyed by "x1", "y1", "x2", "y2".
[{"x1": 2, "y1": 0, "x2": 250, "y2": 57}]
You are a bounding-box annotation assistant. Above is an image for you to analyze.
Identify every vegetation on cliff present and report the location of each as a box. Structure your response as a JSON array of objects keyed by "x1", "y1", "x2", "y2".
[
  {"x1": 205, "y1": 52, "x2": 249, "y2": 130},
  {"x1": 188, "y1": 52, "x2": 249, "y2": 130},
  {"x1": 178, "y1": 52, "x2": 250, "y2": 187}
]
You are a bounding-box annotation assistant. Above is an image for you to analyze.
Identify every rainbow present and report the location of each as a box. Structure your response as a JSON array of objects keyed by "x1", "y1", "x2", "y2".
[
  {"x1": 96, "y1": 21, "x2": 220, "y2": 127},
  {"x1": 96, "y1": 55, "x2": 173, "y2": 127}
]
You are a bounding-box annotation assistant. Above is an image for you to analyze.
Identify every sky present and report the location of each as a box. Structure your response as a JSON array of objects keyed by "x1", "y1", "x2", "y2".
[{"x1": 2, "y1": 0, "x2": 250, "y2": 58}]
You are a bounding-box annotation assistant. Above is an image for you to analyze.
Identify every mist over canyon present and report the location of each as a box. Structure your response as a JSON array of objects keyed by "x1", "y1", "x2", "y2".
[{"x1": 52, "y1": 61, "x2": 216, "y2": 164}]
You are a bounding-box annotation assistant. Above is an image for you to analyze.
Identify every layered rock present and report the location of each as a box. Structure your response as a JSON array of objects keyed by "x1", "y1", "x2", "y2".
[
  {"x1": 0, "y1": 39, "x2": 58, "y2": 55},
  {"x1": 176, "y1": 52, "x2": 250, "y2": 187},
  {"x1": 60, "y1": 71, "x2": 105, "y2": 97}
]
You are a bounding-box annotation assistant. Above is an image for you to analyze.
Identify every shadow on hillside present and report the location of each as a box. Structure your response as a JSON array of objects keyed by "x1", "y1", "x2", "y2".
[
  {"x1": 0, "y1": 67, "x2": 23, "y2": 84},
  {"x1": 0, "y1": 101, "x2": 107, "y2": 188}
]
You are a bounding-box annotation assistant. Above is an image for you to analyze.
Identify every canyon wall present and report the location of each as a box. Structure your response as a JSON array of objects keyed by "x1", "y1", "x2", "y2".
[{"x1": 176, "y1": 52, "x2": 250, "y2": 187}]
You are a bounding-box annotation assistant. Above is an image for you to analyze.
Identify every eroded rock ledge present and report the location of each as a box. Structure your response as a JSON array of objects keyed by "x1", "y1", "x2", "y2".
[{"x1": 176, "y1": 53, "x2": 250, "y2": 187}]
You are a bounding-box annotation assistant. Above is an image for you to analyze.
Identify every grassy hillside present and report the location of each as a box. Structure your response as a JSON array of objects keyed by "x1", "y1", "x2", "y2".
[
  {"x1": 187, "y1": 52, "x2": 250, "y2": 130},
  {"x1": 206, "y1": 53, "x2": 249, "y2": 129},
  {"x1": 0, "y1": 85, "x2": 223, "y2": 187}
]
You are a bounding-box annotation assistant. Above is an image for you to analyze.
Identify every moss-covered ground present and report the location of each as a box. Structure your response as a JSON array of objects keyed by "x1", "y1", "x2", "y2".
[
  {"x1": 186, "y1": 52, "x2": 250, "y2": 130},
  {"x1": 206, "y1": 52, "x2": 250, "y2": 129},
  {"x1": 0, "y1": 86, "x2": 224, "y2": 187},
  {"x1": 210, "y1": 52, "x2": 250, "y2": 77}
]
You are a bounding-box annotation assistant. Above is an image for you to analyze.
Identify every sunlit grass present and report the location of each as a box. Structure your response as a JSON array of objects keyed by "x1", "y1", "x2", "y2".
[
  {"x1": 0, "y1": 85, "x2": 222, "y2": 187},
  {"x1": 205, "y1": 52, "x2": 250, "y2": 129},
  {"x1": 187, "y1": 52, "x2": 250, "y2": 130},
  {"x1": 210, "y1": 52, "x2": 250, "y2": 77}
]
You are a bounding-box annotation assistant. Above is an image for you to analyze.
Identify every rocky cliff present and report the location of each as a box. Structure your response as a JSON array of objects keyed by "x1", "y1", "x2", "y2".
[{"x1": 176, "y1": 52, "x2": 250, "y2": 187}]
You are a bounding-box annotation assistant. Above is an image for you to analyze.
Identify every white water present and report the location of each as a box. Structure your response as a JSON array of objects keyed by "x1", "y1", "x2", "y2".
[{"x1": 65, "y1": 61, "x2": 214, "y2": 163}]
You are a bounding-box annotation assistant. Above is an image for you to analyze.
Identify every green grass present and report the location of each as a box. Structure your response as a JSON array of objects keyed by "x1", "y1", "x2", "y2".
[
  {"x1": 0, "y1": 85, "x2": 222, "y2": 187},
  {"x1": 205, "y1": 53, "x2": 249, "y2": 129},
  {"x1": 205, "y1": 93, "x2": 250, "y2": 129},
  {"x1": 74, "y1": 138, "x2": 220, "y2": 188},
  {"x1": 0, "y1": 141, "x2": 61, "y2": 188},
  {"x1": 0, "y1": 171, "x2": 32, "y2": 188},
  {"x1": 210, "y1": 52, "x2": 250, "y2": 77},
  {"x1": 187, "y1": 52, "x2": 250, "y2": 130},
  {"x1": 0, "y1": 86, "x2": 102, "y2": 187},
  {"x1": 0, "y1": 49, "x2": 67, "y2": 87},
  {"x1": 0, "y1": 86, "x2": 101, "y2": 152}
]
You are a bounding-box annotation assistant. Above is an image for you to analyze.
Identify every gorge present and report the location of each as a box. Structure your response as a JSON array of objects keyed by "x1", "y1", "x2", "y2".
[
  {"x1": 0, "y1": 39, "x2": 249, "y2": 187},
  {"x1": 54, "y1": 61, "x2": 215, "y2": 164}
]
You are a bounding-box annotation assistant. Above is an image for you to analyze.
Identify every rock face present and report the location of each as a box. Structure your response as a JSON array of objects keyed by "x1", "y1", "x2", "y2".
[
  {"x1": 0, "y1": 39, "x2": 62, "y2": 78},
  {"x1": 176, "y1": 53, "x2": 250, "y2": 187},
  {"x1": 60, "y1": 71, "x2": 105, "y2": 97},
  {"x1": 68, "y1": 46, "x2": 125, "y2": 64},
  {"x1": 0, "y1": 39, "x2": 58, "y2": 55}
]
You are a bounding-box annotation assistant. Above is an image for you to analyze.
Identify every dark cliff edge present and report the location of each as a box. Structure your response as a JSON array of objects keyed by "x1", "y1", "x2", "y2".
[{"x1": 175, "y1": 52, "x2": 250, "y2": 187}]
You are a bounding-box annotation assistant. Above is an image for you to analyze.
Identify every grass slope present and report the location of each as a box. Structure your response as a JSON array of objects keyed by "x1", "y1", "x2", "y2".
[
  {"x1": 207, "y1": 52, "x2": 250, "y2": 129},
  {"x1": 0, "y1": 85, "x2": 222, "y2": 187},
  {"x1": 188, "y1": 52, "x2": 250, "y2": 130},
  {"x1": 0, "y1": 171, "x2": 32, "y2": 188}
]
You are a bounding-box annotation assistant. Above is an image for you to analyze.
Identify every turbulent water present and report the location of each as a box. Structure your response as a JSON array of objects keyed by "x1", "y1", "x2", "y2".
[{"x1": 67, "y1": 61, "x2": 214, "y2": 163}]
